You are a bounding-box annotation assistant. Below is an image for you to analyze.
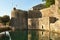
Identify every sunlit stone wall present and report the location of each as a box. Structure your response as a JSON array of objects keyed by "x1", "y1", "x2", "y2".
[{"x1": 39, "y1": 17, "x2": 49, "y2": 30}]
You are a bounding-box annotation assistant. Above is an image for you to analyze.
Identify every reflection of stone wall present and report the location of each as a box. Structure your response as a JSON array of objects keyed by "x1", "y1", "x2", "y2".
[
  {"x1": 39, "y1": 31, "x2": 49, "y2": 40},
  {"x1": 28, "y1": 30, "x2": 39, "y2": 40}
]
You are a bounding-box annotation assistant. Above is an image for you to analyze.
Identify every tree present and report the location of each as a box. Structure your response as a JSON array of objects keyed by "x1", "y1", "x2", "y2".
[
  {"x1": 2, "y1": 15, "x2": 10, "y2": 25},
  {"x1": 0, "y1": 17, "x2": 2, "y2": 23},
  {"x1": 42, "y1": 0, "x2": 55, "y2": 7}
]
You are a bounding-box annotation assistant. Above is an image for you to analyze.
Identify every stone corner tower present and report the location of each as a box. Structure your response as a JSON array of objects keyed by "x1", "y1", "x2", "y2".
[{"x1": 10, "y1": 8, "x2": 28, "y2": 29}]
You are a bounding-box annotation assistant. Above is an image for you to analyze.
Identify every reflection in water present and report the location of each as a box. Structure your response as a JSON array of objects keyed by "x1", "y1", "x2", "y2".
[
  {"x1": 28, "y1": 30, "x2": 39, "y2": 40},
  {"x1": 10, "y1": 30, "x2": 28, "y2": 40},
  {"x1": 7, "y1": 30, "x2": 60, "y2": 40},
  {"x1": 28, "y1": 30, "x2": 60, "y2": 40}
]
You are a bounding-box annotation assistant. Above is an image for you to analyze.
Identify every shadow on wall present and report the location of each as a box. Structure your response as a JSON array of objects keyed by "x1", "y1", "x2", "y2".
[
  {"x1": 28, "y1": 10, "x2": 42, "y2": 18},
  {"x1": 9, "y1": 17, "x2": 17, "y2": 27},
  {"x1": 49, "y1": 17, "x2": 58, "y2": 23}
]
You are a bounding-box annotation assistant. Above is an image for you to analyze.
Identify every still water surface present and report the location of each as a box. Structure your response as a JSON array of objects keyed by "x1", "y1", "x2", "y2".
[
  {"x1": 2, "y1": 30, "x2": 60, "y2": 40},
  {"x1": 10, "y1": 30, "x2": 60, "y2": 40},
  {"x1": 28, "y1": 30, "x2": 60, "y2": 40}
]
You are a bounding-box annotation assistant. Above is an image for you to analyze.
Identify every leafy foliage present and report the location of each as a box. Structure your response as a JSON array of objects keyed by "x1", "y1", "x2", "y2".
[
  {"x1": 0, "y1": 17, "x2": 2, "y2": 23},
  {"x1": 42, "y1": 0, "x2": 55, "y2": 7},
  {"x1": 0, "y1": 15, "x2": 10, "y2": 25},
  {"x1": 2, "y1": 15, "x2": 10, "y2": 25}
]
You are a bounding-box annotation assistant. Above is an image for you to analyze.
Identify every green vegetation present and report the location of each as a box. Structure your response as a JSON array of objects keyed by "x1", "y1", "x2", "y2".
[
  {"x1": 0, "y1": 17, "x2": 2, "y2": 23},
  {"x1": 0, "y1": 15, "x2": 10, "y2": 25},
  {"x1": 42, "y1": 0, "x2": 55, "y2": 7}
]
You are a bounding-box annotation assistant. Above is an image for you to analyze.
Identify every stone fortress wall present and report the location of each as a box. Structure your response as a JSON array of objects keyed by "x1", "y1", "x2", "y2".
[
  {"x1": 10, "y1": 0, "x2": 60, "y2": 32},
  {"x1": 10, "y1": 0, "x2": 60, "y2": 40},
  {"x1": 10, "y1": 8, "x2": 28, "y2": 29}
]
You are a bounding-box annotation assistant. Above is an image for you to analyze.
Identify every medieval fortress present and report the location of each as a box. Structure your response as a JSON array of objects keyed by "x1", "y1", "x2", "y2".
[{"x1": 10, "y1": 0, "x2": 60, "y2": 32}]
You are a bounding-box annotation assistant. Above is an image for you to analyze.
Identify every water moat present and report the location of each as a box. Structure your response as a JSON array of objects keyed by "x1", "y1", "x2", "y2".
[{"x1": 10, "y1": 29, "x2": 60, "y2": 40}]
